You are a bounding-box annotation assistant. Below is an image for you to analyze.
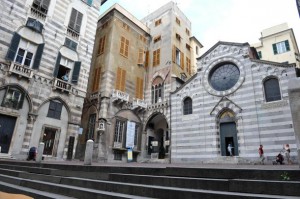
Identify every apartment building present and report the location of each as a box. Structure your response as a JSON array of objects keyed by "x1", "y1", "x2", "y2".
[
  {"x1": 0, "y1": 0, "x2": 107, "y2": 160},
  {"x1": 77, "y1": 2, "x2": 202, "y2": 162}
]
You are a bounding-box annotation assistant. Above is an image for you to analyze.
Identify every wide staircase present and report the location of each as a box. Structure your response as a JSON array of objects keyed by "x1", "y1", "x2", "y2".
[{"x1": 0, "y1": 160, "x2": 299, "y2": 199}]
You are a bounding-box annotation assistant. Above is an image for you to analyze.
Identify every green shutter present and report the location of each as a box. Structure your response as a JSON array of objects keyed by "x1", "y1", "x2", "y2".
[
  {"x1": 53, "y1": 52, "x2": 61, "y2": 77},
  {"x1": 18, "y1": 92, "x2": 25, "y2": 109},
  {"x1": 75, "y1": 11, "x2": 83, "y2": 33},
  {"x1": 32, "y1": 43, "x2": 44, "y2": 69},
  {"x1": 68, "y1": 8, "x2": 77, "y2": 29},
  {"x1": 72, "y1": 61, "x2": 81, "y2": 84},
  {"x1": 285, "y1": 40, "x2": 290, "y2": 51},
  {"x1": 87, "y1": 0, "x2": 93, "y2": 6},
  {"x1": 272, "y1": 44, "x2": 278, "y2": 55},
  {"x1": 6, "y1": 33, "x2": 21, "y2": 61}
]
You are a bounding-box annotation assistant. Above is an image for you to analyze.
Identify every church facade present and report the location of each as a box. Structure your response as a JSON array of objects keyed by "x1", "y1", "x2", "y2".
[{"x1": 170, "y1": 42, "x2": 297, "y2": 163}]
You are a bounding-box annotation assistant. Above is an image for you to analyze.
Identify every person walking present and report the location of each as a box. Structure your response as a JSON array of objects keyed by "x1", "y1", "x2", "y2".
[
  {"x1": 284, "y1": 144, "x2": 292, "y2": 164},
  {"x1": 227, "y1": 143, "x2": 233, "y2": 156},
  {"x1": 258, "y1": 145, "x2": 265, "y2": 165}
]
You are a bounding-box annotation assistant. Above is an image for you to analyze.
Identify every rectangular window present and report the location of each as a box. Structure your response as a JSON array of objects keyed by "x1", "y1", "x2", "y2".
[
  {"x1": 176, "y1": 33, "x2": 181, "y2": 41},
  {"x1": 155, "y1": 19, "x2": 162, "y2": 26},
  {"x1": 116, "y1": 67, "x2": 126, "y2": 91},
  {"x1": 135, "y1": 77, "x2": 144, "y2": 99},
  {"x1": 137, "y1": 48, "x2": 144, "y2": 65},
  {"x1": 47, "y1": 101, "x2": 62, "y2": 120},
  {"x1": 122, "y1": 22, "x2": 130, "y2": 31},
  {"x1": 139, "y1": 35, "x2": 147, "y2": 43},
  {"x1": 64, "y1": 38, "x2": 78, "y2": 51},
  {"x1": 98, "y1": 35, "x2": 106, "y2": 55},
  {"x1": 1, "y1": 87, "x2": 24, "y2": 110},
  {"x1": 257, "y1": 51, "x2": 262, "y2": 59},
  {"x1": 114, "y1": 120, "x2": 125, "y2": 143},
  {"x1": 186, "y1": 43, "x2": 191, "y2": 51},
  {"x1": 86, "y1": 113, "x2": 96, "y2": 140},
  {"x1": 120, "y1": 36, "x2": 129, "y2": 58},
  {"x1": 153, "y1": 35, "x2": 161, "y2": 43},
  {"x1": 145, "y1": 51, "x2": 149, "y2": 68},
  {"x1": 153, "y1": 49, "x2": 160, "y2": 67},
  {"x1": 272, "y1": 40, "x2": 290, "y2": 55},
  {"x1": 186, "y1": 28, "x2": 190, "y2": 36},
  {"x1": 68, "y1": 8, "x2": 83, "y2": 33},
  {"x1": 101, "y1": 21, "x2": 109, "y2": 29},
  {"x1": 176, "y1": 17, "x2": 181, "y2": 25},
  {"x1": 134, "y1": 124, "x2": 138, "y2": 147},
  {"x1": 175, "y1": 48, "x2": 181, "y2": 65},
  {"x1": 92, "y1": 67, "x2": 101, "y2": 92},
  {"x1": 114, "y1": 150, "x2": 122, "y2": 160},
  {"x1": 32, "y1": 0, "x2": 50, "y2": 17}
]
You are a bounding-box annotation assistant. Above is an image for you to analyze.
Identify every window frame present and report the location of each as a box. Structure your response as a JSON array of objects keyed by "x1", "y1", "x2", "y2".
[
  {"x1": 1, "y1": 86, "x2": 25, "y2": 110},
  {"x1": 120, "y1": 36, "x2": 129, "y2": 58},
  {"x1": 183, "y1": 97, "x2": 193, "y2": 115},
  {"x1": 153, "y1": 48, "x2": 160, "y2": 66},
  {"x1": 263, "y1": 77, "x2": 282, "y2": 102},
  {"x1": 272, "y1": 40, "x2": 290, "y2": 55},
  {"x1": 47, "y1": 101, "x2": 63, "y2": 120}
]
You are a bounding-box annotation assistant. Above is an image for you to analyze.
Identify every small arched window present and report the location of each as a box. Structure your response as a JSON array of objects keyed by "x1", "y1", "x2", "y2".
[
  {"x1": 183, "y1": 97, "x2": 193, "y2": 115},
  {"x1": 151, "y1": 77, "x2": 164, "y2": 103},
  {"x1": 264, "y1": 77, "x2": 281, "y2": 102}
]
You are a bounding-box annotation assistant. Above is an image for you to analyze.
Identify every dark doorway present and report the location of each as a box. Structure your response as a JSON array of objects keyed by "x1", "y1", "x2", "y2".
[
  {"x1": 0, "y1": 114, "x2": 16, "y2": 153},
  {"x1": 43, "y1": 127, "x2": 57, "y2": 155},
  {"x1": 220, "y1": 122, "x2": 238, "y2": 156},
  {"x1": 148, "y1": 136, "x2": 154, "y2": 155}
]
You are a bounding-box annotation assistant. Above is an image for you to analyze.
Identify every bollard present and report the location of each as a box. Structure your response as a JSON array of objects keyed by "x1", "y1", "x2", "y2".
[
  {"x1": 36, "y1": 142, "x2": 44, "y2": 163},
  {"x1": 84, "y1": 139, "x2": 94, "y2": 165}
]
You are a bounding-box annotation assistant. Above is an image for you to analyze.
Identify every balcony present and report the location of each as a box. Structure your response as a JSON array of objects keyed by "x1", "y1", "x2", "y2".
[
  {"x1": 67, "y1": 27, "x2": 80, "y2": 40},
  {"x1": 112, "y1": 89, "x2": 129, "y2": 104},
  {"x1": 30, "y1": 6, "x2": 47, "y2": 21},
  {"x1": 8, "y1": 62, "x2": 34, "y2": 79},
  {"x1": 52, "y1": 78, "x2": 72, "y2": 93},
  {"x1": 132, "y1": 98, "x2": 147, "y2": 111},
  {"x1": 90, "y1": 92, "x2": 100, "y2": 101}
]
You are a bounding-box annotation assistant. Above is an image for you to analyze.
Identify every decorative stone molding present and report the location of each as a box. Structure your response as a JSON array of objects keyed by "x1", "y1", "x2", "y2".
[
  {"x1": 261, "y1": 100, "x2": 288, "y2": 109},
  {"x1": 210, "y1": 96, "x2": 242, "y2": 116}
]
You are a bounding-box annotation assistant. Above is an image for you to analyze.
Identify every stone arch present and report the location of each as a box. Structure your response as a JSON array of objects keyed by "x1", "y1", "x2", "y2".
[{"x1": 38, "y1": 96, "x2": 71, "y2": 121}]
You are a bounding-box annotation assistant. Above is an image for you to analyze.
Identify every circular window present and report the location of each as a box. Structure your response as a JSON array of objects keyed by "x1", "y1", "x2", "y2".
[{"x1": 209, "y1": 63, "x2": 240, "y2": 91}]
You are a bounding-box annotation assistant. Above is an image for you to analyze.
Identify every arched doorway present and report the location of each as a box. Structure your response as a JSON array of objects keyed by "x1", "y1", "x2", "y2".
[
  {"x1": 219, "y1": 110, "x2": 239, "y2": 156},
  {"x1": 146, "y1": 113, "x2": 168, "y2": 159}
]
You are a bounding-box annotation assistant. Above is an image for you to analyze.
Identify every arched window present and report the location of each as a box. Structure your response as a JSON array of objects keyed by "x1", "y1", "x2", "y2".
[
  {"x1": 183, "y1": 97, "x2": 192, "y2": 115},
  {"x1": 264, "y1": 77, "x2": 281, "y2": 102},
  {"x1": 151, "y1": 77, "x2": 164, "y2": 103},
  {"x1": 1, "y1": 86, "x2": 25, "y2": 110}
]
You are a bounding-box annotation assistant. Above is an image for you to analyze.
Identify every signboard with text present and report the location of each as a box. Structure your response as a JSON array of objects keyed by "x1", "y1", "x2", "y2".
[{"x1": 126, "y1": 121, "x2": 135, "y2": 148}]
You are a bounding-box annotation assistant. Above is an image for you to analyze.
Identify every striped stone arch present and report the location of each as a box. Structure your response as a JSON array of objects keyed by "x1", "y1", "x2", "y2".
[{"x1": 210, "y1": 96, "x2": 242, "y2": 117}]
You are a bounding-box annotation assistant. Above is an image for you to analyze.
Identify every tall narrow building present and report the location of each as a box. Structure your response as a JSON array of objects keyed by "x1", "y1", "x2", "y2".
[
  {"x1": 0, "y1": 0, "x2": 107, "y2": 160},
  {"x1": 78, "y1": 2, "x2": 202, "y2": 162}
]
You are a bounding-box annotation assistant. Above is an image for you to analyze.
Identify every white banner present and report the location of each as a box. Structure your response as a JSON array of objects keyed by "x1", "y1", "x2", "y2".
[{"x1": 126, "y1": 121, "x2": 135, "y2": 148}]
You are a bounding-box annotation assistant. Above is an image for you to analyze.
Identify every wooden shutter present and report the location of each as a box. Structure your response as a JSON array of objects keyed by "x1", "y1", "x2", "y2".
[
  {"x1": 69, "y1": 9, "x2": 83, "y2": 33},
  {"x1": 121, "y1": 70, "x2": 126, "y2": 91},
  {"x1": 285, "y1": 40, "x2": 290, "y2": 51},
  {"x1": 125, "y1": 39, "x2": 129, "y2": 57},
  {"x1": 135, "y1": 77, "x2": 143, "y2": 99},
  {"x1": 6, "y1": 33, "x2": 21, "y2": 61},
  {"x1": 92, "y1": 67, "x2": 101, "y2": 91},
  {"x1": 139, "y1": 78, "x2": 143, "y2": 99},
  {"x1": 135, "y1": 78, "x2": 139, "y2": 98},
  {"x1": 120, "y1": 37, "x2": 125, "y2": 55},
  {"x1": 71, "y1": 61, "x2": 81, "y2": 84},
  {"x1": 138, "y1": 49, "x2": 143, "y2": 64},
  {"x1": 145, "y1": 51, "x2": 149, "y2": 68},
  {"x1": 53, "y1": 52, "x2": 61, "y2": 77},
  {"x1": 272, "y1": 44, "x2": 278, "y2": 55},
  {"x1": 32, "y1": 43, "x2": 44, "y2": 69},
  {"x1": 180, "y1": 52, "x2": 184, "y2": 69},
  {"x1": 75, "y1": 11, "x2": 83, "y2": 33},
  {"x1": 157, "y1": 49, "x2": 160, "y2": 65},
  {"x1": 68, "y1": 9, "x2": 77, "y2": 29},
  {"x1": 172, "y1": 45, "x2": 176, "y2": 63},
  {"x1": 153, "y1": 50, "x2": 156, "y2": 66},
  {"x1": 98, "y1": 36, "x2": 106, "y2": 55},
  {"x1": 41, "y1": 0, "x2": 50, "y2": 10}
]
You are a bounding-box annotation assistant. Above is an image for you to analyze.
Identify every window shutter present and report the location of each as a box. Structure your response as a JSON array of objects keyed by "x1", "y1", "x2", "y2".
[
  {"x1": 41, "y1": 0, "x2": 50, "y2": 10},
  {"x1": 172, "y1": 45, "x2": 176, "y2": 63},
  {"x1": 157, "y1": 49, "x2": 160, "y2": 65},
  {"x1": 285, "y1": 40, "x2": 290, "y2": 51},
  {"x1": 72, "y1": 61, "x2": 81, "y2": 84},
  {"x1": 6, "y1": 33, "x2": 21, "y2": 61},
  {"x1": 125, "y1": 39, "x2": 129, "y2": 57},
  {"x1": 139, "y1": 78, "x2": 143, "y2": 99},
  {"x1": 18, "y1": 93, "x2": 25, "y2": 109},
  {"x1": 145, "y1": 51, "x2": 149, "y2": 68},
  {"x1": 180, "y1": 52, "x2": 184, "y2": 69},
  {"x1": 32, "y1": 43, "x2": 44, "y2": 69},
  {"x1": 272, "y1": 44, "x2": 278, "y2": 55},
  {"x1": 53, "y1": 52, "x2": 61, "y2": 77},
  {"x1": 116, "y1": 67, "x2": 121, "y2": 90},
  {"x1": 75, "y1": 11, "x2": 83, "y2": 33},
  {"x1": 135, "y1": 78, "x2": 139, "y2": 98},
  {"x1": 93, "y1": 67, "x2": 101, "y2": 91},
  {"x1": 87, "y1": 0, "x2": 93, "y2": 6},
  {"x1": 120, "y1": 37, "x2": 125, "y2": 55},
  {"x1": 121, "y1": 70, "x2": 126, "y2": 91},
  {"x1": 138, "y1": 49, "x2": 143, "y2": 64},
  {"x1": 69, "y1": 9, "x2": 78, "y2": 31}
]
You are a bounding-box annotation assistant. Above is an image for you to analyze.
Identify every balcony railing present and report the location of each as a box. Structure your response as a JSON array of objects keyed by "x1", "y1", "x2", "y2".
[
  {"x1": 30, "y1": 6, "x2": 47, "y2": 21},
  {"x1": 112, "y1": 89, "x2": 129, "y2": 103},
  {"x1": 52, "y1": 78, "x2": 72, "y2": 93},
  {"x1": 132, "y1": 98, "x2": 147, "y2": 111},
  {"x1": 8, "y1": 62, "x2": 34, "y2": 79},
  {"x1": 67, "y1": 27, "x2": 80, "y2": 40}
]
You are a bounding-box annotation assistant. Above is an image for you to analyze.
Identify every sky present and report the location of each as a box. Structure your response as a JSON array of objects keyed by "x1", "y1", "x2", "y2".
[{"x1": 100, "y1": 0, "x2": 300, "y2": 52}]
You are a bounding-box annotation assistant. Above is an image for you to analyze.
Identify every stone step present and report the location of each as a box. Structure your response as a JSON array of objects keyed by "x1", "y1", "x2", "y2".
[
  {"x1": 109, "y1": 173, "x2": 300, "y2": 196},
  {"x1": 0, "y1": 181, "x2": 75, "y2": 199},
  {"x1": 0, "y1": 168, "x2": 299, "y2": 199},
  {"x1": 0, "y1": 174, "x2": 154, "y2": 199}
]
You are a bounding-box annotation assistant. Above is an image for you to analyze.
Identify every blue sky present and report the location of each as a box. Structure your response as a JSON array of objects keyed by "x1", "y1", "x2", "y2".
[{"x1": 100, "y1": 0, "x2": 300, "y2": 52}]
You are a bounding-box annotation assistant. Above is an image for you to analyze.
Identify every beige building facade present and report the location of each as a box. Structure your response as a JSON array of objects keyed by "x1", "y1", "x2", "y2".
[
  {"x1": 252, "y1": 23, "x2": 300, "y2": 68},
  {"x1": 77, "y1": 2, "x2": 202, "y2": 162}
]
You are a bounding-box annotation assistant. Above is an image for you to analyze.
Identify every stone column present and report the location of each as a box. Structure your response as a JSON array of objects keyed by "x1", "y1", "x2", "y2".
[
  {"x1": 288, "y1": 78, "x2": 300, "y2": 167},
  {"x1": 84, "y1": 139, "x2": 94, "y2": 165},
  {"x1": 36, "y1": 142, "x2": 44, "y2": 163}
]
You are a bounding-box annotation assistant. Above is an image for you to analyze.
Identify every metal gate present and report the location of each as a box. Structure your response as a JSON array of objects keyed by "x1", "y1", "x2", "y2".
[{"x1": 220, "y1": 122, "x2": 238, "y2": 156}]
